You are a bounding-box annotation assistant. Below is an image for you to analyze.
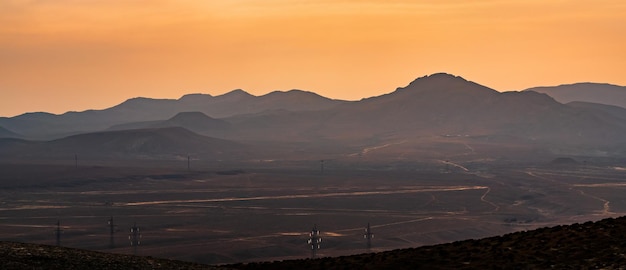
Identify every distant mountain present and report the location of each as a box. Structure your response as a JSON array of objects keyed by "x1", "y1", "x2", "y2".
[
  {"x1": 219, "y1": 73, "x2": 626, "y2": 158},
  {"x1": 0, "y1": 90, "x2": 346, "y2": 139},
  {"x1": 4, "y1": 73, "x2": 626, "y2": 160},
  {"x1": 524, "y1": 83, "x2": 626, "y2": 108},
  {"x1": 567, "y1": 101, "x2": 626, "y2": 122},
  {"x1": 315, "y1": 73, "x2": 626, "y2": 145},
  {"x1": 0, "y1": 126, "x2": 20, "y2": 138},
  {"x1": 0, "y1": 127, "x2": 249, "y2": 161}
]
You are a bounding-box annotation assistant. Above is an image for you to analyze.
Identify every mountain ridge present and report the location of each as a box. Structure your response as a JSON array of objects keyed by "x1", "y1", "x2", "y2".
[
  {"x1": 3, "y1": 73, "x2": 626, "y2": 158},
  {"x1": 524, "y1": 82, "x2": 626, "y2": 108},
  {"x1": 0, "y1": 89, "x2": 345, "y2": 139}
]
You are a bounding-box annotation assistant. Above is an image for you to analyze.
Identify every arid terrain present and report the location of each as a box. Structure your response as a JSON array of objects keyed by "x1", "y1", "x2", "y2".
[
  {"x1": 1, "y1": 157, "x2": 625, "y2": 265},
  {"x1": 2, "y1": 74, "x2": 626, "y2": 266}
]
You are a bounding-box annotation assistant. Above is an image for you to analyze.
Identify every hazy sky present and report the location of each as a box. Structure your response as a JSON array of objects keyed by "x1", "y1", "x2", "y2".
[{"x1": 1, "y1": 0, "x2": 624, "y2": 117}]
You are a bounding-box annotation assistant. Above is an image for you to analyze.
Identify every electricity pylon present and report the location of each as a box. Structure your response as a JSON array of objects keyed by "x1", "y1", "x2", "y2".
[
  {"x1": 108, "y1": 216, "x2": 115, "y2": 248},
  {"x1": 54, "y1": 220, "x2": 63, "y2": 246},
  {"x1": 129, "y1": 222, "x2": 141, "y2": 255},
  {"x1": 307, "y1": 224, "x2": 321, "y2": 258},
  {"x1": 364, "y1": 222, "x2": 374, "y2": 250}
]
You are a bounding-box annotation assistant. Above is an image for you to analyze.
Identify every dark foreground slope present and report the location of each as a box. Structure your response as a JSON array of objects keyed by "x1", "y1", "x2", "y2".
[
  {"x1": 0, "y1": 241, "x2": 227, "y2": 270},
  {"x1": 231, "y1": 216, "x2": 626, "y2": 270},
  {"x1": 5, "y1": 216, "x2": 626, "y2": 269}
]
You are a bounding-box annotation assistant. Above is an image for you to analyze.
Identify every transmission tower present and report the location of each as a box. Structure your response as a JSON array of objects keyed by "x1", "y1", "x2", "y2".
[
  {"x1": 108, "y1": 216, "x2": 115, "y2": 248},
  {"x1": 129, "y1": 222, "x2": 141, "y2": 255},
  {"x1": 307, "y1": 224, "x2": 321, "y2": 258},
  {"x1": 364, "y1": 222, "x2": 374, "y2": 250},
  {"x1": 54, "y1": 220, "x2": 63, "y2": 246}
]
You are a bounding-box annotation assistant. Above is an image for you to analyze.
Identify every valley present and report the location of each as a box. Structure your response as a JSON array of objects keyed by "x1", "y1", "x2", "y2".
[{"x1": 1, "y1": 159, "x2": 624, "y2": 265}]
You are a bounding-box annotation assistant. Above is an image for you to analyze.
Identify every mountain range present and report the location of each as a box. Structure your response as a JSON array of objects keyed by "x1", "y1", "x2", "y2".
[
  {"x1": 2, "y1": 73, "x2": 626, "y2": 161},
  {"x1": 0, "y1": 89, "x2": 345, "y2": 139}
]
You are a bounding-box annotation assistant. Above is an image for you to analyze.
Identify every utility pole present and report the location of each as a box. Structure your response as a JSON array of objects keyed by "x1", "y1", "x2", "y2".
[
  {"x1": 187, "y1": 155, "x2": 190, "y2": 171},
  {"x1": 307, "y1": 224, "x2": 321, "y2": 258},
  {"x1": 129, "y1": 222, "x2": 141, "y2": 255},
  {"x1": 54, "y1": 220, "x2": 62, "y2": 246},
  {"x1": 108, "y1": 216, "x2": 115, "y2": 248},
  {"x1": 364, "y1": 222, "x2": 374, "y2": 250}
]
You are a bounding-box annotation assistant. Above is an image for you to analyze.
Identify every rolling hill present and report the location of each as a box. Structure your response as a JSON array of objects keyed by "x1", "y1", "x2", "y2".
[
  {"x1": 524, "y1": 82, "x2": 626, "y2": 108},
  {"x1": 3, "y1": 73, "x2": 626, "y2": 160},
  {"x1": 0, "y1": 90, "x2": 346, "y2": 139},
  {"x1": 0, "y1": 127, "x2": 250, "y2": 161},
  {"x1": 229, "y1": 215, "x2": 626, "y2": 269},
  {"x1": 223, "y1": 73, "x2": 626, "y2": 157}
]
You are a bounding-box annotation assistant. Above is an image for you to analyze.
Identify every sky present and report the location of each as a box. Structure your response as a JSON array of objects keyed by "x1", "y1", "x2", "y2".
[{"x1": 1, "y1": 0, "x2": 625, "y2": 117}]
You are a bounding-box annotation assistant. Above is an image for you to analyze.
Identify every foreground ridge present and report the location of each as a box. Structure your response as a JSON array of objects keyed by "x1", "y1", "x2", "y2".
[
  {"x1": 229, "y1": 216, "x2": 626, "y2": 269},
  {"x1": 0, "y1": 241, "x2": 227, "y2": 270},
  {"x1": 4, "y1": 216, "x2": 626, "y2": 269}
]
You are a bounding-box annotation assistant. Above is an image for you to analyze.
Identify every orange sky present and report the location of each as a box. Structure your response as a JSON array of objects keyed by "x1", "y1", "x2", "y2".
[{"x1": 1, "y1": 0, "x2": 625, "y2": 117}]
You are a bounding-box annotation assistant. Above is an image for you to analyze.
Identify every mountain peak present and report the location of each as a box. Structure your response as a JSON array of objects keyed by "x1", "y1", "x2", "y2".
[
  {"x1": 394, "y1": 73, "x2": 497, "y2": 97},
  {"x1": 221, "y1": 89, "x2": 254, "y2": 98},
  {"x1": 407, "y1": 73, "x2": 469, "y2": 87},
  {"x1": 178, "y1": 93, "x2": 213, "y2": 101}
]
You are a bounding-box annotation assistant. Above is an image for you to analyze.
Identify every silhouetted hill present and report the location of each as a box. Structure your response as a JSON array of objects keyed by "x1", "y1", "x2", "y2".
[
  {"x1": 156, "y1": 112, "x2": 230, "y2": 130},
  {"x1": 0, "y1": 127, "x2": 249, "y2": 160},
  {"x1": 567, "y1": 101, "x2": 626, "y2": 121},
  {"x1": 241, "y1": 73, "x2": 626, "y2": 150},
  {"x1": 4, "y1": 73, "x2": 626, "y2": 158},
  {"x1": 0, "y1": 90, "x2": 345, "y2": 139},
  {"x1": 525, "y1": 82, "x2": 626, "y2": 108},
  {"x1": 5, "y1": 216, "x2": 626, "y2": 269}
]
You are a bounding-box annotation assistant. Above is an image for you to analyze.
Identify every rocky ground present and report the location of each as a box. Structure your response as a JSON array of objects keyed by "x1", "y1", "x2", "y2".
[
  {"x1": 230, "y1": 216, "x2": 626, "y2": 269},
  {"x1": 4, "y1": 216, "x2": 626, "y2": 269},
  {"x1": 0, "y1": 241, "x2": 227, "y2": 270}
]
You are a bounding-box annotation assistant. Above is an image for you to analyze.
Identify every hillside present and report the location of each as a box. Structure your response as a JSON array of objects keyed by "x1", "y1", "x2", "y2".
[
  {"x1": 109, "y1": 111, "x2": 232, "y2": 136},
  {"x1": 524, "y1": 82, "x2": 626, "y2": 109},
  {"x1": 0, "y1": 125, "x2": 20, "y2": 138},
  {"x1": 3, "y1": 73, "x2": 626, "y2": 159},
  {"x1": 225, "y1": 73, "x2": 626, "y2": 155},
  {"x1": 0, "y1": 127, "x2": 250, "y2": 161},
  {"x1": 230, "y1": 215, "x2": 626, "y2": 269},
  {"x1": 4, "y1": 216, "x2": 626, "y2": 269},
  {"x1": 0, "y1": 90, "x2": 345, "y2": 139},
  {"x1": 0, "y1": 241, "x2": 225, "y2": 270}
]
